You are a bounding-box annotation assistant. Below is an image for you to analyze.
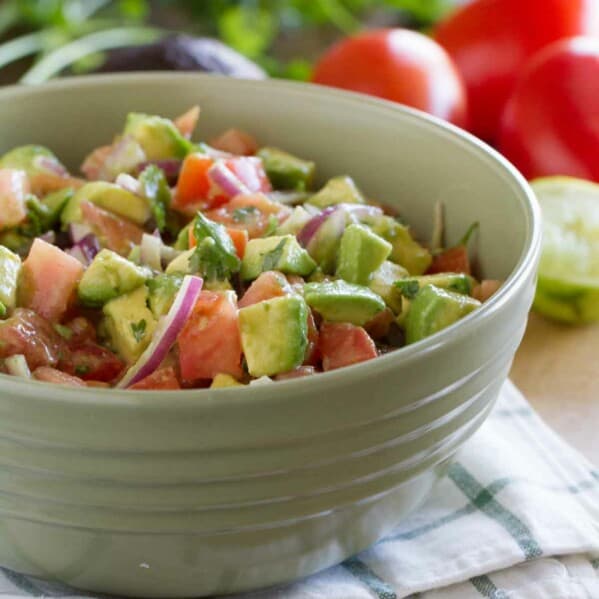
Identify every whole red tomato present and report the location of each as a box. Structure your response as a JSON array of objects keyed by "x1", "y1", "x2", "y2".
[
  {"x1": 434, "y1": 0, "x2": 599, "y2": 142},
  {"x1": 312, "y1": 29, "x2": 469, "y2": 128},
  {"x1": 498, "y1": 37, "x2": 599, "y2": 182}
]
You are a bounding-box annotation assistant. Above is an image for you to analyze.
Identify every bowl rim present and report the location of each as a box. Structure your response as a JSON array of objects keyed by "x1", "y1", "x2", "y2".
[{"x1": 0, "y1": 72, "x2": 542, "y2": 407}]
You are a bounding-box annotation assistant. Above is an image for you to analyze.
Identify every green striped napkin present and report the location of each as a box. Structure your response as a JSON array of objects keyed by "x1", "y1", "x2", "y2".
[{"x1": 0, "y1": 381, "x2": 598, "y2": 598}]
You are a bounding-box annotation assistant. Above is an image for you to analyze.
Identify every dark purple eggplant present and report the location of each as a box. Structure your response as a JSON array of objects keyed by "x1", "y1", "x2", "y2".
[{"x1": 95, "y1": 35, "x2": 266, "y2": 79}]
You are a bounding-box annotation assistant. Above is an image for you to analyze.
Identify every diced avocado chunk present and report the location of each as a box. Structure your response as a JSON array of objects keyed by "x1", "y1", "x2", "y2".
[
  {"x1": 369, "y1": 260, "x2": 409, "y2": 314},
  {"x1": 0, "y1": 246, "x2": 21, "y2": 310},
  {"x1": 102, "y1": 286, "x2": 157, "y2": 363},
  {"x1": 336, "y1": 224, "x2": 392, "y2": 285},
  {"x1": 307, "y1": 175, "x2": 365, "y2": 209},
  {"x1": 124, "y1": 113, "x2": 192, "y2": 160},
  {"x1": 174, "y1": 223, "x2": 191, "y2": 250},
  {"x1": 367, "y1": 215, "x2": 432, "y2": 275},
  {"x1": 61, "y1": 182, "x2": 151, "y2": 227},
  {"x1": 405, "y1": 284, "x2": 481, "y2": 344},
  {"x1": 240, "y1": 235, "x2": 316, "y2": 281},
  {"x1": 0, "y1": 145, "x2": 66, "y2": 178},
  {"x1": 211, "y1": 373, "x2": 244, "y2": 388},
  {"x1": 304, "y1": 280, "x2": 385, "y2": 326},
  {"x1": 42, "y1": 187, "x2": 73, "y2": 218},
  {"x1": 165, "y1": 248, "x2": 195, "y2": 275},
  {"x1": 257, "y1": 147, "x2": 315, "y2": 191},
  {"x1": 306, "y1": 207, "x2": 347, "y2": 274},
  {"x1": 395, "y1": 273, "x2": 476, "y2": 300},
  {"x1": 79, "y1": 249, "x2": 150, "y2": 307},
  {"x1": 239, "y1": 295, "x2": 308, "y2": 377},
  {"x1": 0, "y1": 302, "x2": 6, "y2": 318},
  {"x1": 276, "y1": 206, "x2": 313, "y2": 236},
  {"x1": 146, "y1": 273, "x2": 183, "y2": 318}
]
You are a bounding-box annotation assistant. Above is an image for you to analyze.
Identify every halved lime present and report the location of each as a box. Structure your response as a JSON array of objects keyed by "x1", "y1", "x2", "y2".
[{"x1": 532, "y1": 177, "x2": 599, "y2": 324}]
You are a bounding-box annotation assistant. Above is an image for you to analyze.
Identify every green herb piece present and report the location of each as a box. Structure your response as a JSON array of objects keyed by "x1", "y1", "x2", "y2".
[
  {"x1": 75, "y1": 364, "x2": 90, "y2": 376},
  {"x1": 261, "y1": 238, "x2": 287, "y2": 271},
  {"x1": 131, "y1": 318, "x2": 147, "y2": 343},
  {"x1": 139, "y1": 164, "x2": 172, "y2": 232},
  {"x1": 53, "y1": 323, "x2": 73, "y2": 340},
  {"x1": 395, "y1": 279, "x2": 420, "y2": 300},
  {"x1": 0, "y1": 301, "x2": 6, "y2": 318},
  {"x1": 262, "y1": 214, "x2": 279, "y2": 237},
  {"x1": 190, "y1": 212, "x2": 241, "y2": 281},
  {"x1": 459, "y1": 221, "x2": 480, "y2": 247}
]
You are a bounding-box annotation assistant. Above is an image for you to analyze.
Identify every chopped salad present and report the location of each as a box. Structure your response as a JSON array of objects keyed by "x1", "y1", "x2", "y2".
[{"x1": 0, "y1": 106, "x2": 500, "y2": 390}]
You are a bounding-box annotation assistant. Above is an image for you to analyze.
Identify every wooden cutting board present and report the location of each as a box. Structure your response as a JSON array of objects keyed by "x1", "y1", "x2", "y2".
[{"x1": 510, "y1": 312, "x2": 599, "y2": 464}]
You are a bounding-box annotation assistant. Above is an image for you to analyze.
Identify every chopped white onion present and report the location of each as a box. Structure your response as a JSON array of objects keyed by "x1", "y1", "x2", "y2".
[
  {"x1": 69, "y1": 223, "x2": 93, "y2": 244},
  {"x1": 5, "y1": 355, "x2": 31, "y2": 379},
  {"x1": 116, "y1": 173, "x2": 142, "y2": 196},
  {"x1": 140, "y1": 233, "x2": 163, "y2": 272}
]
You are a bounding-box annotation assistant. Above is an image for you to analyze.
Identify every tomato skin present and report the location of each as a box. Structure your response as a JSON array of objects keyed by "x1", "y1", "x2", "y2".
[
  {"x1": 177, "y1": 291, "x2": 243, "y2": 382},
  {"x1": 60, "y1": 341, "x2": 124, "y2": 382},
  {"x1": 210, "y1": 129, "x2": 258, "y2": 156},
  {"x1": 238, "y1": 271, "x2": 292, "y2": 308},
  {"x1": 188, "y1": 224, "x2": 248, "y2": 259},
  {"x1": 312, "y1": 29, "x2": 468, "y2": 128},
  {"x1": 428, "y1": 246, "x2": 470, "y2": 275},
  {"x1": 129, "y1": 366, "x2": 181, "y2": 390},
  {"x1": 435, "y1": 0, "x2": 599, "y2": 141},
  {"x1": 319, "y1": 322, "x2": 377, "y2": 372},
  {"x1": 33, "y1": 367, "x2": 86, "y2": 387},
  {"x1": 174, "y1": 153, "x2": 214, "y2": 208},
  {"x1": 498, "y1": 37, "x2": 599, "y2": 182}
]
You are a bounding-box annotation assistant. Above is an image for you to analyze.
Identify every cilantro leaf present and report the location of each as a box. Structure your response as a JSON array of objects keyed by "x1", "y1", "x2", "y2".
[
  {"x1": 232, "y1": 206, "x2": 258, "y2": 223},
  {"x1": 395, "y1": 279, "x2": 420, "y2": 300},
  {"x1": 131, "y1": 319, "x2": 147, "y2": 343},
  {"x1": 261, "y1": 238, "x2": 286, "y2": 271},
  {"x1": 189, "y1": 212, "x2": 241, "y2": 281},
  {"x1": 262, "y1": 214, "x2": 279, "y2": 237},
  {"x1": 139, "y1": 165, "x2": 172, "y2": 233}
]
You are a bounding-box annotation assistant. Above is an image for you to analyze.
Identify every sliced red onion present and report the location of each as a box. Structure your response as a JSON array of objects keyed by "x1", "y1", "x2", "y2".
[
  {"x1": 297, "y1": 206, "x2": 338, "y2": 247},
  {"x1": 38, "y1": 230, "x2": 56, "y2": 244},
  {"x1": 66, "y1": 245, "x2": 88, "y2": 265},
  {"x1": 5, "y1": 354, "x2": 31, "y2": 379},
  {"x1": 135, "y1": 159, "x2": 182, "y2": 182},
  {"x1": 69, "y1": 223, "x2": 93, "y2": 244},
  {"x1": 306, "y1": 207, "x2": 348, "y2": 256},
  {"x1": 33, "y1": 155, "x2": 69, "y2": 177},
  {"x1": 207, "y1": 161, "x2": 250, "y2": 199},
  {"x1": 140, "y1": 233, "x2": 163, "y2": 272},
  {"x1": 342, "y1": 204, "x2": 384, "y2": 220},
  {"x1": 228, "y1": 157, "x2": 270, "y2": 193},
  {"x1": 77, "y1": 234, "x2": 101, "y2": 263},
  {"x1": 201, "y1": 144, "x2": 234, "y2": 160},
  {"x1": 115, "y1": 173, "x2": 141, "y2": 196},
  {"x1": 118, "y1": 275, "x2": 203, "y2": 389}
]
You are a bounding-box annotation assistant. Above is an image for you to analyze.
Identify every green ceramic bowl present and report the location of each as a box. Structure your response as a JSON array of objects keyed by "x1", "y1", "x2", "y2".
[{"x1": 0, "y1": 74, "x2": 540, "y2": 597}]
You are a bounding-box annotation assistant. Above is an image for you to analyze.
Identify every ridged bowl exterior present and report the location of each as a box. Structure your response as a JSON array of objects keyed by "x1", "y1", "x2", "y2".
[{"x1": 0, "y1": 74, "x2": 541, "y2": 597}]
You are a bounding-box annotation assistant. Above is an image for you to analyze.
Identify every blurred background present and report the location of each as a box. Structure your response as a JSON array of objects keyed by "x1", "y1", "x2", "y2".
[{"x1": 0, "y1": 0, "x2": 467, "y2": 84}]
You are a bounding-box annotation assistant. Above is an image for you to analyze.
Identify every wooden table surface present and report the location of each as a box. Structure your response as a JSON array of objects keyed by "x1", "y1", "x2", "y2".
[{"x1": 510, "y1": 312, "x2": 599, "y2": 464}]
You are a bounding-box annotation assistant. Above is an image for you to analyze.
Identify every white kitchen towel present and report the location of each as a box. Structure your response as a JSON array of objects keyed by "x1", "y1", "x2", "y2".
[{"x1": 0, "y1": 380, "x2": 597, "y2": 598}]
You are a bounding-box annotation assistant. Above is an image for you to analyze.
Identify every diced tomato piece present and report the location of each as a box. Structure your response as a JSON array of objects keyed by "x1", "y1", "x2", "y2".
[
  {"x1": 129, "y1": 366, "x2": 181, "y2": 390},
  {"x1": 206, "y1": 193, "x2": 291, "y2": 238},
  {"x1": 275, "y1": 366, "x2": 318, "y2": 381},
  {"x1": 29, "y1": 173, "x2": 84, "y2": 196},
  {"x1": 304, "y1": 310, "x2": 321, "y2": 366},
  {"x1": 174, "y1": 106, "x2": 200, "y2": 139},
  {"x1": 472, "y1": 279, "x2": 502, "y2": 303},
  {"x1": 33, "y1": 367, "x2": 86, "y2": 387},
  {"x1": 178, "y1": 291, "x2": 243, "y2": 382},
  {"x1": 364, "y1": 308, "x2": 395, "y2": 340},
  {"x1": 19, "y1": 239, "x2": 84, "y2": 322},
  {"x1": 86, "y1": 380, "x2": 110, "y2": 388},
  {"x1": 60, "y1": 341, "x2": 124, "y2": 382},
  {"x1": 428, "y1": 246, "x2": 471, "y2": 275},
  {"x1": 64, "y1": 316, "x2": 97, "y2": 344},
  {"x1": 174, "y1": 153, "x2": 214, "y2": 207},
  {"x1": 226, "y1": 227, "x2": 248, "y2": 259},
  {"x1": 238, "y1": 271, "x2": 292, "y2": 308},
  {"x1": 210, "y1": 129, "x2": 258, "y2": 156},
  {"x1": 81, "y1": 145, "x2": 113, "y2": 180},
  {"x1": 81, "y1": 201, "x2": 144, "y2": 255},
  {"x1": 225, "y1": 157, "x2": 271, "y2": 194},
  {"x1": 0, "y1": 308, "x2": 64, "y2": 369},
  {"x1": 319, "y1": 322, "x2": 377, "y2": 372},
  {"x1": 0, "y1": 168, "x2": 29, "y2": 229}
]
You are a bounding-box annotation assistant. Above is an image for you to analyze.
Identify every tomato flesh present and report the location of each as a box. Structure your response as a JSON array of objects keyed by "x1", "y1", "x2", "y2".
[
  {"x1": 319, "y1": 322, "x2": 377, "y2": 371},
  {"x1": 33, "y1": 366, "x2": 86, "y2": 387},
  {"x1": 428, "y1": 246, "x2": 470, "y2": 275},
  {"x1": 129, "y1": 366, "x2": 181, "y2": 390},
  {"x1": 178, "y1": 291, "x2": 243, "y2": 382},
  {"x1": 60, "y1": 341, "x2": 124, "y2": 382}
]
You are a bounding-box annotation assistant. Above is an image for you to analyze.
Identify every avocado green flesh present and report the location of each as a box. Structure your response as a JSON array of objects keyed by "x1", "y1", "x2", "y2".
[
  {"x1": 307, "y1": 176, "x2": 365, "y2": 209},
  {"x1": 102, "y1": 286, "x2": 157, "y2": 363},
  {"x1": 0, "y1": 145, "x2": 65, "y2": 177},
  {"x1": 78, "y1": 249, "x2": 150, "y2": 307},
  {"x1": 239, "y1": 295, "x2": 308, "y2": 377},
  {"x1": 336, "y1": 224, "x2": 392, "y2": 285},
  {"x1": 368, "y1": 260, "x2": 408, "y2": 314},
  {"x1": 241, "y1": 235, "x2": 316, "y2": 281},
  {"x1": 304, "y1": 280, "x2": 385, "y2": 326},
  {"x1": 146, "y1": 273, "x2": 183, "y2": 318},
  {"x1": 61, "y1": 182, "x2": 151, "y2": 227},
  {"x1": 396, "y1": 273, "x2": 475, "y2": 299},
  {"x1": 405, "y1": 284, "x2": 480, "y2": 344},
  {"x1": 124, "y1": 113, "x2": 192, "y2": 160},
  {"x1": 258, "y1": 147, "x2": 315, "y2": 191}
]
